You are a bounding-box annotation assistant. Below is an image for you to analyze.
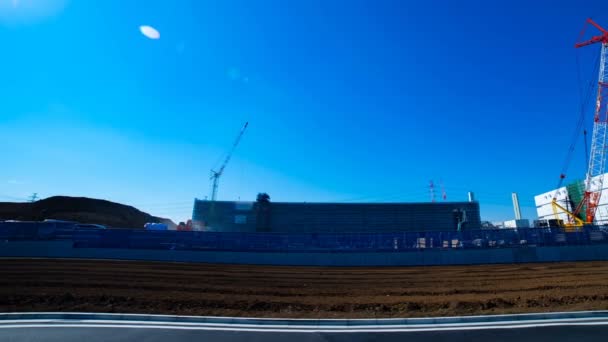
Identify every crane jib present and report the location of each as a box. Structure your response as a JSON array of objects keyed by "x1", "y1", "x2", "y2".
[
  {"x1": 554, "y1": 19, "x2": 608, "y2": 227},
  {"x1": 209, "y1": 122, "x2": 249, "y2": 202}
]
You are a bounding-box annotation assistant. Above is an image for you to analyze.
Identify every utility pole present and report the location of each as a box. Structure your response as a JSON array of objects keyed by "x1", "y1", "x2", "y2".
[
  {"x1": 29, "y1": 193, "x2": 38, "y2": 202},
  {"x1": 440, "y1": 180, "x2": 447, "y2": 201}
]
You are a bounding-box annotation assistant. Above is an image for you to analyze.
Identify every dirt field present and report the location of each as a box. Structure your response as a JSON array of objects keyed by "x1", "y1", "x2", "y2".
[{"x1": 1, "y1": 258, "x2": 608, "y2": 318}]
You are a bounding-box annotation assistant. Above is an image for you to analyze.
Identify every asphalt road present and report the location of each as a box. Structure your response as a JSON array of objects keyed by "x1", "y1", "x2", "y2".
[
  {"x1": 1, "y1": 325, "x2": 607, "y2": 342},
  {"x1": 2, "y1": 312, "x2": 608, "y2": 342}
]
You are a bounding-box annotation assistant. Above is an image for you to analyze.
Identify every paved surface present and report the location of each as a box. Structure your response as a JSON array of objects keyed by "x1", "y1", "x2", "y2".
[
  {"x1": 2, "y1": 325, "x2": 608, "y2": 342},
  {"x1": 1, "y1": 312, "x2": 608, "y2": 341}
]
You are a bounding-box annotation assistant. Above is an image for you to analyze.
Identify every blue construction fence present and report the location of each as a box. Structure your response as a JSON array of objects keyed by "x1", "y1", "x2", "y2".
[
  {"x1": 2, "y1": 221, "x2": 608, "y2": 253},
  {"x1": 0, "y1": 221, "x2": 78, "y2": 240}
]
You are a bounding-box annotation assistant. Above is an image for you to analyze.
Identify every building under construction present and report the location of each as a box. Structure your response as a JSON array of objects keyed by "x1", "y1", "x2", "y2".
[
  {"x1": 198, "y1": 124, "x2": 482, "y2": 233},
  {"x1": 192, "y1": 198, "x2": 481, "y2": 233},
  {"x1": 535, "y1": 172, "x2": 608, "y2": 226}
]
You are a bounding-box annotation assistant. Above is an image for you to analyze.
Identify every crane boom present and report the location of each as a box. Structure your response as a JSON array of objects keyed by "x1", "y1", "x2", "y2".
[
  {"x1": 552, "y1": 19, "x2": 608, "y2": 228},
  {"x1": 575, "y1": 19, "x2": 608, "y2": 48},
  {"x1": 210, "y1": 122, "x2": 249, "y2": 201},
  {"x1": 576, "y1": 19, "x2": 608, "y2": 224}
]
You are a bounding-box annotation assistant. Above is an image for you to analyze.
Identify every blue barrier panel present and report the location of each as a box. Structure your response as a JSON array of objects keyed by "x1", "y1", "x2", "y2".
[
  {"x1": 72, "y1": 229, "x2": 105, "y2": 248},
  {"x1": 0, "y1": 222, "x2": 39, "y2": 240},
  {"x1": 0, "y1": 225, "x2": 10, "y2": 240},
  {"x1": 45, "y1": 222, "x2": 77, "y2": 240},
  {"x1": 0, "y1": 221, "x2": 78, "y2": 241},
  {"x1": 2, "y1": 221, "x2": 606, "y2": 253}
]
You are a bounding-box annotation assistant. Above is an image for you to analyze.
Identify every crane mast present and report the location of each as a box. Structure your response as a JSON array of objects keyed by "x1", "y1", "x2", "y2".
[
  {"x1": 551, "y1": 19, "x2": 608, "y2": 228},
  {"x1": 577, "y1": 19, "x2": 608, "y2": 224},
  {"x1": 210, "y1": 122, "x2": 249, "y2": 201}
]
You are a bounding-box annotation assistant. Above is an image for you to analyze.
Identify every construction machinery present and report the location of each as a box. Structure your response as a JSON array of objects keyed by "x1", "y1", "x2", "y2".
[
  {"x1": 210, "y1": 122, "x2": 249, "y2": 201},
  {"x1": 552, "y1": 18, "x2": 608, "y2": 229}
]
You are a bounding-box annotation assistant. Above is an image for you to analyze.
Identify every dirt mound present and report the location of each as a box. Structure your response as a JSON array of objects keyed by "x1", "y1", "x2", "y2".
[
  {"x1": 0, "y1": 196, "x2": 175, "y2": 228},
  {"x1": 1, "y1": 259, "x2": 608, "y2": 318}
]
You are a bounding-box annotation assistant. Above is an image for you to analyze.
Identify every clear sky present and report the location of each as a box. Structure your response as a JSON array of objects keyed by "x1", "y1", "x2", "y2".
[{"x1": 1, "y1": 0, "x2": 607, "y2": 224}]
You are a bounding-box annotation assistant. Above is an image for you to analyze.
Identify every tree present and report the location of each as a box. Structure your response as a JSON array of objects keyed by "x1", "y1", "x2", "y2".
[
  {"x1": 256, "y1": 193, "x2": 270, "y2": 203},
  {"x1": 255, "y1": 193, "x2": 271, "y2": 231}
]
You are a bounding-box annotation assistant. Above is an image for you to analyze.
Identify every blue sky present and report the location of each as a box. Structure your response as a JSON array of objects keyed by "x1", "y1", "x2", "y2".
[{"x1": 1, "y1": 0, "x2": 607, "y2": 223}]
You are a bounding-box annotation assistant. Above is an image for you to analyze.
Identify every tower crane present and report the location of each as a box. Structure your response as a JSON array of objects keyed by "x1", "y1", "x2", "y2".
[
  {"x1": 552, "y1": 18, "x2": 608, "y2": 228},
  {"x1": 210, "y1": 122, "x2": 248, "y2": 201}
]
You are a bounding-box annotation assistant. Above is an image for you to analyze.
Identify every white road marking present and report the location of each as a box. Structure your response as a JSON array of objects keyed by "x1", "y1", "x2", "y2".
[
  {"x1": 2, "y1": 320, "x2": 608, "y2": 333},
  {"x1": 1, "y1": 316, "x2": 608, "y2": 328}
]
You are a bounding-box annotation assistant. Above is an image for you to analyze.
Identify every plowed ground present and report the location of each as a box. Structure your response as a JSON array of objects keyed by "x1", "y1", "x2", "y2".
[{"x1": 1, "y1": 259, "x2": 608, "y2": 318}]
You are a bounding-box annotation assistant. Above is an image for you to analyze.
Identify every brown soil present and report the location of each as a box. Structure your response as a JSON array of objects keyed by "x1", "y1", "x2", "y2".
[{"x1": 1, "y1": 259, "x2": 608, "y2": 318}]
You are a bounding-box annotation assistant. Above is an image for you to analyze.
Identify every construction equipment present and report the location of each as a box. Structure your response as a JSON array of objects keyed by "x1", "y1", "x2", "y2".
[
  {"x1": 210, "y1": 122, "x2": 249, "y2": 201},
  {"x1": 552, "y1": 18, "x2": 608, "y2": 229}
]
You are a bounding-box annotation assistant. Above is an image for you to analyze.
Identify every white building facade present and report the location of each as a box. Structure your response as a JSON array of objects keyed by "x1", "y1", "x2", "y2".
[{"x1": 535, "y1": 173, "x2": 608, "y2": 225}]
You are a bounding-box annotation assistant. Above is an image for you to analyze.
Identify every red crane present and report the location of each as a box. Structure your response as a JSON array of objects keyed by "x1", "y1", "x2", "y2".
[
  {"x1": 576, "y1": 19, "x2": 608, "y2": 225},
  {"x1": 575, "y1": 19, "x2": 608, "y2": 48},
  {"x1": 554, "y1": 19, "x2": 608, "y2": 227}
]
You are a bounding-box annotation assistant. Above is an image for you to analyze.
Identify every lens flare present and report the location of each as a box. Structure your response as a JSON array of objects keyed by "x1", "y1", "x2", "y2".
[{"x1": 139, "y1": 25, "x2": 160, "y2": 40}]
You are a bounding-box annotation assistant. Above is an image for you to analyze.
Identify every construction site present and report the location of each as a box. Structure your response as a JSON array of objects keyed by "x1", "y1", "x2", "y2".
[
  {"x1": 2, "y1": 18, "x2": 608, "y2": 319},
  {"x1": 532, "y1": 18, "x2": 608, "y2": 230},
  {"x1": 188, "y1": 19, "x2": 608, "y2": 235}
]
